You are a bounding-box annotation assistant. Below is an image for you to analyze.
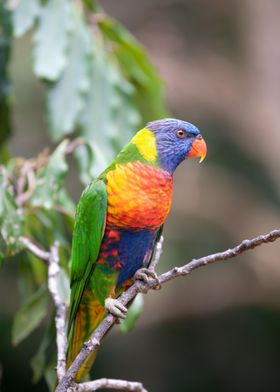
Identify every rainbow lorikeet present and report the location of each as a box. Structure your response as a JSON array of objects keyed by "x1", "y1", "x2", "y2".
[{"x1": 67, "y1": 118, "x2": 207, "y2": 378}]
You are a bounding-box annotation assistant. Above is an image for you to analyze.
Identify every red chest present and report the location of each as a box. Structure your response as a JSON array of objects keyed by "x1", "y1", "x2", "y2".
[{"x1": 106, "y1": 162, "x2": 173, "y2": 230}]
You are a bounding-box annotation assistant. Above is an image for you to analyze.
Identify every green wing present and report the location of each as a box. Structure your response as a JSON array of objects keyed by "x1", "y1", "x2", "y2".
[{"x1": 68, "y1": 179, "x2": 107, "y2": 331}]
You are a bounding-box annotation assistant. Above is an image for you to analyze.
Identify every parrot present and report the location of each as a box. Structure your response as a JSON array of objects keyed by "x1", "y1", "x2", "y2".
[{"x1": 66, "y1": 118, "x2": 207, "y2": 379}]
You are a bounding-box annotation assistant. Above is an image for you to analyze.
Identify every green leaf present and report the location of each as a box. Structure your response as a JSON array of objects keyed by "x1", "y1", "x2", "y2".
[
  {"x1": 44, "y1": 356, "x2": 57, "y2": 392},
  {"x1": 0, "y1": 169, "x2": 23, "y2": 254},
  {"x1": 0, "y1": 3, "x2": 12, "y2": 147},
  {"x1": 33, "y1": 0, "x2": 74, "y2": 81},
  {"x1": 98, "y1": 17, "x2": 167, "y2": 122},
  {"x1": 119, "y1": 293, "x2": 144, "y2": 334},
  {"x1": 18, "y1": 258, "x2": 37, "y2": 303},
  {"x1": 47, "y1": 9, "x2": 91, "y2": 140},
  {"x1": 30, "y1": 140, "x2": 74, "y2": 212},
  {"x1": 83, "y1": 0, "x2": 99, "y2": 13},
  {"x1": 30, "y1": 320, "x2": 55, "y2": 383},
  {"x1": 25, "y1": 208, "x2": 73, "y2": 260},
  {"x1": 12, "y1": 285, "x2": 49, "y2": 346},
  {"x1": 12, "y1": 0, "x2": 40, "y2": 37},
  {"x1": 75, "y1": 140, "x2": 113, "y2": 183},
  {"x1": 74, "y1": 16, "x2": 167, "y2": 181},
  {"x1": 76, "y1": 41, "x2": 140, "y2": 180},
  {"x1": 0, "y1": 250, "x2": 4, "y2": 266},
  {"x1": 28, "y1": 252, "x2": 47, "y2": 285},
  {"x1": 0, "y1": 232, "x2": 7, "y2": 265},
  {"x1": 31, "y1": 350, "x2": 46, "y2": 383}
]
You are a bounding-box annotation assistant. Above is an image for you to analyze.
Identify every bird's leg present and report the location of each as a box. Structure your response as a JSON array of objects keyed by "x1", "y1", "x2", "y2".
[
  {"x1": 133, "y1": 268, "x2": 161, "y2": 290},
  {"x1": 105, "y1": 298, "x2": 127, "y2": 319},
  {"x1": 133, "y1": 235, "x2": 163, "y2": 291}
]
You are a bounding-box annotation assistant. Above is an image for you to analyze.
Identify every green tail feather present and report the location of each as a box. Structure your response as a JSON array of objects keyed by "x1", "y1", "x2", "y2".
[{"x1": 66, "y1": 289, "x2": 106, "y2": 381}]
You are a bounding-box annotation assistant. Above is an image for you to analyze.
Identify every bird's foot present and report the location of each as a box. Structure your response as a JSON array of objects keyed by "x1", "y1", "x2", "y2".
[
  {"x1": 134, "y1": 268, "x2": 161, "y2": 291},
  {"x1": 105, "y1": 298, "x2": 127, "y2": 319}
]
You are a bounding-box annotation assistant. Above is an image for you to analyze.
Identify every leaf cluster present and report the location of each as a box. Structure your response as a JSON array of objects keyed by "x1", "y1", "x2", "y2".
[
  {"x1": 1, "y1": 0, "x2": 167, "y2": 388},
  {"x1": 12, "y1": 0, "x2": 166, "y2": 181}
]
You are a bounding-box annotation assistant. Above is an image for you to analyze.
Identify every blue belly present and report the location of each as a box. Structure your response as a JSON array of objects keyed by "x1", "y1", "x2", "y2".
[
  {"x1": 117, "y1": 229, "x2": 157, "y2": 287},
  {"x1": 98, "y1": 228, "x2": 157, "y2": 289}
]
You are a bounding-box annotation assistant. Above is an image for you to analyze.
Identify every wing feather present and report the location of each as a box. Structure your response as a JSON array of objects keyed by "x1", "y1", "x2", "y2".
[{"x1": 68, "y1": 180, "x2": 107, "y2": 330}]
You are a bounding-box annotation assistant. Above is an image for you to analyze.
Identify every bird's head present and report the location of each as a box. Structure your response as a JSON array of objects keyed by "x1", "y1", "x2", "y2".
[{"x1": 132, "y1": 118, "x2": 207, "y2": 174}]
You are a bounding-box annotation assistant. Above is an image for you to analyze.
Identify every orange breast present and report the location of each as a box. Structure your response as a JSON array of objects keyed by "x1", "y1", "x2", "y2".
[{"x1": 106, "y1": 162, "x2": 173, "y2": 230}]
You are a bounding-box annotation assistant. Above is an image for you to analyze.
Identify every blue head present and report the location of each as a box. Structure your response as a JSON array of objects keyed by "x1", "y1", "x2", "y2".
[{"x1": 147, "y1": 118, "x2": 207, "y2": 174}]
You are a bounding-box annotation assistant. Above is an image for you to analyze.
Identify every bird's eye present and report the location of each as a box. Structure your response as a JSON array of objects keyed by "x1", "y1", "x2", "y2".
[{"x1": 176, "y1": 129, "x2": 186, "y2": 139}]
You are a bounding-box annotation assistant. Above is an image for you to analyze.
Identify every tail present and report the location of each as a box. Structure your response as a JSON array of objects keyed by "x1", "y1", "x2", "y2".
[{"x1": 66, "y1": 289, "x2": 106, "y2": 381}]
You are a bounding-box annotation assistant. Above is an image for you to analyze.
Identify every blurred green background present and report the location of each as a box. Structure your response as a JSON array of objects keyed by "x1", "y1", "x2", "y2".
[{"x1": 1, "y1": 0, "x2": 280, "y2": 391}]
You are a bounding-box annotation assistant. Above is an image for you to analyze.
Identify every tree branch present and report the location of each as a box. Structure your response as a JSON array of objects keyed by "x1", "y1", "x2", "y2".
[
  {"x1": 21, "y1": 237, "x2": 68, "y2": 382},
  {"x1": 159, "y1": 229, "x2": 280, "y2": 284},
  {"x1": 149, "y1": 235, "x2": 164, "y2": 271},
  {"x1": 55, "y1": 229, "x2": 280, "y2": 392},
  {"x1": 70, "y1": 378, "x2": 147, "y2": 392},
  {"x1": 48, "y1": 242, "x2": 68, "y2": 382},
  {"x1": 65, "y1": 137, "x2": 86, "y2": 155},
  {"x1": 20, "y1": 236, "x2": 50, "y2": 262}
]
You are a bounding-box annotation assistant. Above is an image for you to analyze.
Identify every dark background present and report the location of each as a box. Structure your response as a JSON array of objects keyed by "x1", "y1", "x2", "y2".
[{"x1": 1, "y1": 0, "x2": 280, "y2": 391}]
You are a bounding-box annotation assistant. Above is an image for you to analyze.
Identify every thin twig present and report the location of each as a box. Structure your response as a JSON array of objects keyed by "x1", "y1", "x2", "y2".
[
  {"x1": 70, "y1": 378, "x2": 147, "y2": 392},
  {"x1": 149, "y1": 235, "x2": 164, "y2": 271},
  {"x1": 20, "y1": 236, "x2": 50, "y2": 262},
  {"x1": 65, "y1": 138, "x2": 86, "y2": 155},
  {"x1": 54, "y1": 205, "x2": 75, "y2": 219},
  {"x1": 48, "y1": 242, "x2": 67, "y2": 382},
  {"x1": 160, "y1": 229, "x2": 280, "y2": 283},
  {"x1": 55, "y1": 229, "x2": 280, "y2": 392},
  {"x1": 16, "y1": 167, "x2": 36, "y2": 206}
]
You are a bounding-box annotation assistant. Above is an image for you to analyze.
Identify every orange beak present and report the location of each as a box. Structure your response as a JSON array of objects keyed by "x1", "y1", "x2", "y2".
[{"x1": 187, "y1": 137, "x2": 207, "y2": 163}]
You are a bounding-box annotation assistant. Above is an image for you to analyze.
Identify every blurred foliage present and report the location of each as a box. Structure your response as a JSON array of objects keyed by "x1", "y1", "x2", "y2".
[
  {"x1": 0, "y1": 3, "x2": 12, "y2": 151},
  {"x1": 204, "y1": 119, "x2": 280, "y2": 206},
  {"x1": 12, "y1": 0, "x2": 166, "y2": 181},
  {"x1": 0, "y1": 168, "x2": 23, "y2": 258},
  {"x1": 12, "y1": 285, "x2": 49, "y2": 346},
  {"x1": 0, "y1": 0, "x2": 167, "y2": 388}
]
